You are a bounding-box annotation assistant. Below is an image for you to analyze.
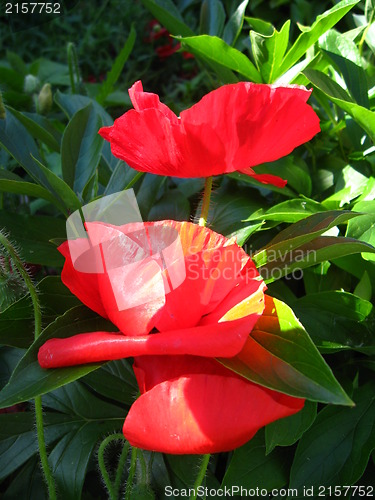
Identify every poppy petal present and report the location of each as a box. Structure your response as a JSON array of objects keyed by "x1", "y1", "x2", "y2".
[{"x1": 123, "y1": 370, "x2": 304, "y2": 454}]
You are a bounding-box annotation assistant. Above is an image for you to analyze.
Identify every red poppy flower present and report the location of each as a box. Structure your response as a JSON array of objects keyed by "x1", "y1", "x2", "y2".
[
  {"x1": 98, "y1": 81, "x2": 320, "y2": 186},
  {"x1": 38, "y1": 220, "x2": 304, "y2": 453}
]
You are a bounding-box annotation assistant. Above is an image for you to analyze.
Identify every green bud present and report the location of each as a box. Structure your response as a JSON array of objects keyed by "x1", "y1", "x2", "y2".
[
  {"x1": 37, "y1": 83, "x2": 52, "y2": 114},
  {"x1": 24, "y1": 74, "x2": 40, "y2": 94}
]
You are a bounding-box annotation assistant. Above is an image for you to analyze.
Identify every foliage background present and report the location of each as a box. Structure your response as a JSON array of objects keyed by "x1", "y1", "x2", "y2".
[{"x1": 0, "y1": 0, "x2": 375, "y2": 498}]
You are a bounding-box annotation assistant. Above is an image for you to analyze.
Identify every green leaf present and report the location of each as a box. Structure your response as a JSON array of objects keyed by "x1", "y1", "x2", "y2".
[
  {"x1": 258, "y1": 236, "x2": 375, "y2": 283},
  {"x1": 30, "y1": 156, "x2": 82, "y2": 213},
  {"x1": 6, "y1": 107, "x2": 61, "y2": 152},
  {"x1": 61, "y1": 103, "x2": 103, "y2": 194},
  {"x1": 0, "y1": 211, "x2": 66, "y2": 266},
  {"x1": 247, "y1": 198, "x2": 325, "y2": 224},
  {"x1": 253, "y1": 210, "x2": 359, "y2": 268},
  {"x1": 290, "y1": 383, "x2": 375, "y2": 489},
  {"x1": 278, "y1": 0, "x2": 361, "y2": 78},
  {"x1": 221, "y1": 430, "x2": 289, "y2": 491},
  {"x1": 251, "y1": 20, "x2": 290, "y2": 83},
  {"x1": 43, "y1": 382, "x2": 125, "y2": 500},
  {"x1": 0, "y1": 275, "x2": 81, "y2": 348},
  {"x1": 141, "y1": 0, "x2": 195, "y2": 37},
  {"x1": 0, "y1": 170, "x2": 66, "y2": 214},
  {"x1": 104, "y1": 161, "x2": 142, "y2": 195},
  {"x1": 136, "y1": 173, "x2": 167, "y2": 220},
  {"x1": 179, "y1": 35, "x2": 262, "y2": 82},
  {"x1": 200, "y1": 0, "x2": 225, "y2": 37},
  {"x1": 292, "y1": 291, "x2": 375, "y2": 353},
  {"x1": 265, "y1": 401, "x2": 317, "y2": 454},
  {"x1": 83, "y1": 359, "x2": 138, "y2": 405},
  {"x1": 304, "y1": 68, "x2": 375, "y2": 142},
  {"x1": 346, "y1": 200, "x2": 375, "y2": 262},
  {"x1": 219, "y1": 295, "x2": 353, "y2": 405},
  {"x1": 223, "y1": 0, "x2": 249, "y2": 46},
  {"x1": 96, "y1": 24, "x2": 136, "y2": 106},
  {"x1": 320, "y1": 30, "x2": 369, "y2": 107},
  {"x1": 148, "y1": 190, "x2": 190, "y2": 221},
  {"x1": 0, "y1": 306, "x2": 117, "y2": 409},
  {"x1": 3, "y1": 456, "x2": 47, "y2": 500},
  {"x1": 354, "y1": 271, "x2": 372, "y2": 301},
  {"x1": 0, "y1": 412, "x2": 75, "y2": 481}
]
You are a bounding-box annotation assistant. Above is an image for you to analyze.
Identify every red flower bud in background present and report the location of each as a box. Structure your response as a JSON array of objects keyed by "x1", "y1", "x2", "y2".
[{"x1": 99, "y1": 81, "x2": 320, "y2": 186}]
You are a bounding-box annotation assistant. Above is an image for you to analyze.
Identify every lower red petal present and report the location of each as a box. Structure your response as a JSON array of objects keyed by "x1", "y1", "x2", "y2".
[{"x1": 123, "y1": 371, "x2": 304, "y2": 454}]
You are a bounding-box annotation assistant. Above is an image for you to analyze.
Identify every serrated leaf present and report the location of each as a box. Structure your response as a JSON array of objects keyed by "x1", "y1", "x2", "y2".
[
  {"x1": 179, "y1": 35, "x2": 262, "y2": 82},
  {"x1": 251, "y1": 20, "x2": 290, "y2": 83},
  {"x1": 290, "y1": 383, "x2": 375, "y2": 489},
  {"x1": 219, "y1": 295, "x2": 353, "y2": 405}
]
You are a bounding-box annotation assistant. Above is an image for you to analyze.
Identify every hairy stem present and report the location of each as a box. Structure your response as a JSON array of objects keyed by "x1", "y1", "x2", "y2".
[
  {"x1": 190, "y1": 454, "x2": 210, "y2": 500},
  {"x1": 199, "y1": 176, "x2": 213, "y2": 227},
  {"x1": 0, "y1": 231, "x2": 56, "y2": 499}
]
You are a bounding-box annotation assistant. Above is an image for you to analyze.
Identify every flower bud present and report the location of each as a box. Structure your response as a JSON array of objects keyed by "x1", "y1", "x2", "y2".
[
  {"x1": 24, "y1": 74, "x2": 40, "y2": 94},
  {"x1": 37, "y1": 83, "x2": 52, "y2": 115}
]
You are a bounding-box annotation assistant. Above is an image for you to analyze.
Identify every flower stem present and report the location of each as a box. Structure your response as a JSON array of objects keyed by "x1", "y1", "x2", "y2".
[
  {"x1": 189, "y1": 454, "x2": 210, "y2": 500},
  {"x1": 124, "y1": 446, "x2": 138, "y2": 500},
  {"x1": 199, "y1": 176, "x2": 213, "y2": 227},
  {"x1": 0, "y1": 231, "x2": 56, "y2": 500}
]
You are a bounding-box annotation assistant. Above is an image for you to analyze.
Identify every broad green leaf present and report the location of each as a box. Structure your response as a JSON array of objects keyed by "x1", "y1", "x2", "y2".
[
  {"x1": 0, "y1": 210, "x2": 66, "y2": 266},
  {"x1": 43, "y1": 382, "x2": 125, "y2": 500},
  {"x1": 253, "y1": 210, "x2": 359, "y2": 268},
  {"x1": 0, "y1": 412, "x2": 76, "y2": 481},
  {"x1": 292, "y1": 291, "x2": 375, "y2": 353},
  {"x1": 247, "y1": 198, "x2": 324, "y2": 224},
  {"x1": 148, "y1": 190, "x2": 190, "y2": 221},
  {"x1": 136, "y1": 173, "x2": 167, "y2": 219},
  {"x1": 322, "y1": 164, "x2": 369, "y2": 209},
  {"x1": 54, "y1": 91, "x2": 117, "y2": 172},
  {"x1": 199, "y1": 0, "x2": 225, "y2": 37},
  {"x1": 277, "y1": 0, "x2": 361, "y2": 78},
  {"x1": 258, "y1": 236, "x2": 375, "y2": 283},
  {"x1": 0, "y1": 276, "x2": 81, "y2": 348},
  {"x1": 104, "y1": 161, "x2": 143, "y2": 195},
  {"x1": 163, "y1": 454, "x2": 220, "y2": 491},
  {"x1": 83, "y1": 359, "x2": 138, "y2": 405},
  {"x1": 219, "y1": 295, "x2": 353, "y2": 405},
  {"x1": 0, "y1": 306, "x2": 117, "y2": 409},
  {"x1": 6, "y1": 107, "x2": 61, "y2": 152},
  {"x1": 265, "y1": 401, "x2": 317, "y2": 454},
  {"x1": 206, "y1": 192, "x2": 264, "y2": 238},
  {"x1": 0, "y1": 170, "x2": 66, "y2": 214},
  {"x1": 346, "y1": 200, "x2": 375, "y2": 261},
  {"x1": 290, "y1": 383, "x2": 375, "y2": 489},
  {"x1": 354, "y1": 271, "x2": 372, "y2": 301},
  {"x1": 179, "y1": 35, "x2": 262, "y2": 82},
  {"x1": 61, "y1": 103, "x2": 103, "y2": 194},
  {"x1": 251, "y1": 20, "x2": 290, "y2": 83},
  {"x1": 141, "y1": 0, "x2": 195, "y2": 37},
  {"x1": 320, "y1": 30, "x2": 368, "y2": 107},
  {"x1": 3, "y1": 456, "x2": 47, "y2": 500},
  {"x1": 30, "y1": 156, "x2": 82, "y2": 212},
  {"x1": 221, "y1": 430, "x2": 289, "y2": 491},
  {"x1": 223, "y1": 0, "x2": 249, "y2": 46},
  {"x1": 96, "y1": 24, "x2": 136, "y2": 106},
  {"x1": 304, "y1": 69, "x2": 375, "y2": 142}
]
